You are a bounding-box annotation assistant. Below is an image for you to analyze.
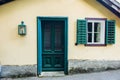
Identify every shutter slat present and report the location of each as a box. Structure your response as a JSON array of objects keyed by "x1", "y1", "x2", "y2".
[
  {"x1": 76, "y1": 20, "x2": 87, "y2": 44},
  {"x1": 106, "y1": 20, "x2": 115, "y2": 44}
]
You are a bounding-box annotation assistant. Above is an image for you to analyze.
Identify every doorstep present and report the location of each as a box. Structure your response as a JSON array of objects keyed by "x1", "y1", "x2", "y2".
[{"x1": 39, "y1": 71, "x2": 65, "y2": 77}]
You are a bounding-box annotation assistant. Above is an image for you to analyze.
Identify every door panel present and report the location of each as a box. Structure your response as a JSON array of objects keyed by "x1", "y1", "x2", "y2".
[
  {"x1": 43, "y1": 55, "x2": 52, "y2": 68},
  {"x1": 42, "y1": 21, "x2": 65, "y2": 71},
  {"x1": 54, "y1": 55, "x2": 64, "y2": 68}
]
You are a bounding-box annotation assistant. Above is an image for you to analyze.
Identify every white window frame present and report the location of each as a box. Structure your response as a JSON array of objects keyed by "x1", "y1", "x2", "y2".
[{"x1": 86, "y1": 20, "x2": 105, "y2": 45}]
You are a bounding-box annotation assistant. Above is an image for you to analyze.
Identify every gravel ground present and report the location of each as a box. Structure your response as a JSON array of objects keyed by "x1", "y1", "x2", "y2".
[{"x1": 1, "y1": 69, "x2": 120, "y2": 80}]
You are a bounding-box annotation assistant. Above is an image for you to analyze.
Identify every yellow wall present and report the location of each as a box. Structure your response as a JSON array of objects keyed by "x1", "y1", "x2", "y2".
[{"x1": 0, "y1": 0, "x2": 120, "y2": 65}]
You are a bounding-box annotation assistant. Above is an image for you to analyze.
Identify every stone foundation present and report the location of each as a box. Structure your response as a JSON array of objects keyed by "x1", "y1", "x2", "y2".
[
  {"x1": 1, "y1": 60, "x2": 120, "y2": 78},
  {"x1": 69, "y1": 60, "x2": 120, "y2": 74},
  {"x1": 0, "y1": 65, "x2": 37, "y2": 78}
]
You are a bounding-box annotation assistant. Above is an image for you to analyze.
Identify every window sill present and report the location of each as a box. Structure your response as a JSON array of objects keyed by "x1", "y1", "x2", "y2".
[{"x1": 85, "y1": 44, "x2": 106, "y2": 46}]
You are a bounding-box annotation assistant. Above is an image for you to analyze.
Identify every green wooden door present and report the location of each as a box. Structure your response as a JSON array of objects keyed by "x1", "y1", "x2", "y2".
[{"x1": 41, "y1": 21, "x2": 65, "y2": 71}]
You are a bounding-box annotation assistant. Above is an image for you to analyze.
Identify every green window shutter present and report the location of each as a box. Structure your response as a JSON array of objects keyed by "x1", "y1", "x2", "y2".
[
  {"x1": 106, "y1": 20, "x2": 116, "y2": 44},
  {"x1": 76, "y1": 19, "x2": 87, "y2": 45}
]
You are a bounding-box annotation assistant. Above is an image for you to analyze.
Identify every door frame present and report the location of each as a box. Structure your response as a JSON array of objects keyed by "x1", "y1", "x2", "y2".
[{"x1": 37, "y1": 17, "x2": 68, "y2": 75}]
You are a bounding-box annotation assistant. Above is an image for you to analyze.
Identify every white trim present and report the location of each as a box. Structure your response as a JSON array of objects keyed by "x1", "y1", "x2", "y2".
[{"x1": 87, "y1": 20, "x2": 105, "y2": 44}]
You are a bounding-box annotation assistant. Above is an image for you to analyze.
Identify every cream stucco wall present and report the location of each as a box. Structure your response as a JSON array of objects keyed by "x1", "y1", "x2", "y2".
[{"x1": 0, "y1": 0, "x2": 120, "y2": 65}]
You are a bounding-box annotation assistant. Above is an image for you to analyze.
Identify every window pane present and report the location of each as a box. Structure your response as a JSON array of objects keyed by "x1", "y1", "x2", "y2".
[
  {"x1": 44, "y1": 25, "x2": 51, "y2": 50},
  {"x1": 94, "y1": 23, "x2": 101, "y2": 32},
  {"x1": 94, "y1": 33, "x2": 100, "y2": 42},
  {"x1": 88, "y1": 22, "x2": 92, "y2": 32},
  {"x1": 88, "y1": 33, "x2": 92, "y2": 42},
  {"x1": 55, "y1": 25, "x2": 63, "y2": 50}
]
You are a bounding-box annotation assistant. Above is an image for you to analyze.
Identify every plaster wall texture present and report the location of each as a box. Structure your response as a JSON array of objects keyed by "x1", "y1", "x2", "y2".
[{"x1": 0, "y1": 0, "x2": 120, "y2": 65}]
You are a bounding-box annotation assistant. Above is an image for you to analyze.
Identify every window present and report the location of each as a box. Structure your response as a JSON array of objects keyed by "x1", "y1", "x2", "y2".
[
  {"x1": 87, "y1": 20, "x2": 105, "y2": 45},
  {"x1": 76, "y1": 18, "x2": 115, "y2": 46}
]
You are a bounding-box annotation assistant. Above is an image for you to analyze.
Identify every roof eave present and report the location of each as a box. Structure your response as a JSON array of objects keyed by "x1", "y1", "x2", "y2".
[
  {"x1": 0, "y1": 0, "x2": 14, "y2": 5},
  {"x1": 97, "y1": 0, "x2": 120, "y2": 18}
]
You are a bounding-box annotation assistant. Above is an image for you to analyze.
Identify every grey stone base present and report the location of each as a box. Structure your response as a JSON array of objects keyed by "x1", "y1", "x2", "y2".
[
  {"x1": 1, "y1": 60, "x2": 120, "y2": 78},
  {"x1": 0, "y1": 65, "x2": 37, "y2": 78},
  {"x1": 69, "y1": 59, "x2": 120, "y2": 74}
]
